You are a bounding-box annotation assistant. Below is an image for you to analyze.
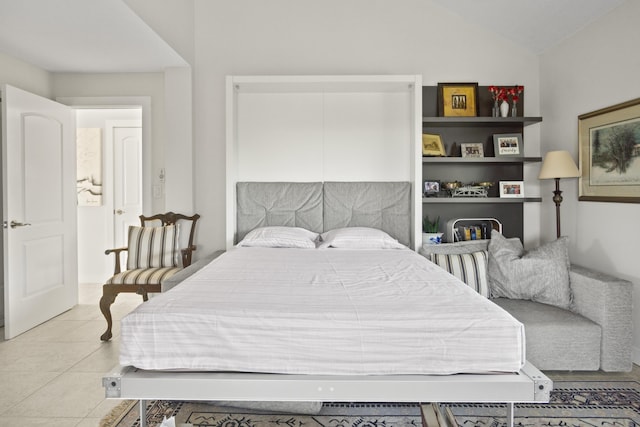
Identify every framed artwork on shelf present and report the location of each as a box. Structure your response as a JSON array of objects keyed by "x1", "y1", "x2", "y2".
[
  {"x1": 578, "y1": 97, "x2": 640, "y2": 203},
  {"x1": 437, "y1": 82, "x2": 478, "y2": 117},
  {"x1": 423, "y1": 180, "x2": 440, "y2": 197},
  {"x1": 499, "y1": 181, "x2": 524, "y2": 198},
  {"x1": 422, "y1": 133, "x2": 446, "y2": 156},
  {"x1": 461, "y1": 142, "x2": 484, "y2": 158},
  {"x1": 493, "y1": 133, "x2": 522, "y2": 157}
]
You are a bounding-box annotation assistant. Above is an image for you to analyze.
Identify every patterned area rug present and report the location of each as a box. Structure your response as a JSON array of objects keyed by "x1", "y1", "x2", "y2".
[{"x1": 102, "y1": 381, "x2": 640, "y2": 427}]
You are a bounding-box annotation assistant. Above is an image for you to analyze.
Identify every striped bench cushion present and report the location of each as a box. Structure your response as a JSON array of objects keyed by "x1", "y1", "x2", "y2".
[
  {"x1": 106, "y1": 267, "x2": 182, "y2": 285},
  {"x1": 431, "y1": 250, "x2": 490, "y2": 297},
  {"x1": 126, "y1": 225, "x2": 179, "y2": 269}
]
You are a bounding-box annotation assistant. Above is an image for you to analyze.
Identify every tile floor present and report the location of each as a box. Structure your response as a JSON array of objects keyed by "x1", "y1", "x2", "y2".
[
  {"x1": 0, "y1": 284, "x2": 142, "y2": 426},
  {"x1": 0, "y1": 284, "x2": 639, "y2": 426}
]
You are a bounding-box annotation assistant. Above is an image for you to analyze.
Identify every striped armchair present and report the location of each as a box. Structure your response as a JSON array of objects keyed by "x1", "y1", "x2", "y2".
[{"x1": 99, "y1": 212, "x2": 200, "y2": 341}]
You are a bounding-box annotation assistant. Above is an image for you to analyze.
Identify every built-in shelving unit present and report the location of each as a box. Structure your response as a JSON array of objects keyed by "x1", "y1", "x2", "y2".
[{"x1": 421, "y1": 85, "x2": 542, "y2": 242}]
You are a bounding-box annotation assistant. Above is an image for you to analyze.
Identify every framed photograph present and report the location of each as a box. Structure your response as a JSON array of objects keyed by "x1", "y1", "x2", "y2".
[
  {"x1": 578, "y1": 98, "x2": 640, "y2": 203},
  {"x1": 461, "y1": 142, "x2": 484, "y2": 158},
  {"x1": 499, "y1": 181, "x2": 524, "y2": 198},
  {"x1": 437, "y1": 83, "x2": 478, "y2": 117},
  {"x1": 493, "y1": 133, "x2": 522, "y2": 157},
  {"x1": 422, "y1": 133, "x2": 446, "y2": 156},
  {"x1": 423, "y1": 180, "x2": 440, "y2": 196}
]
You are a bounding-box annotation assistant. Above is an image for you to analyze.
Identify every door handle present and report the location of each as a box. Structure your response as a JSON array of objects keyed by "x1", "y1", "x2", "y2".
[
  {"x1": 10, "y1": 220, "x2": 32, "y2": 228},
  {"x1": 115, "y1": 209, "x2": 125, "y2": 215}
]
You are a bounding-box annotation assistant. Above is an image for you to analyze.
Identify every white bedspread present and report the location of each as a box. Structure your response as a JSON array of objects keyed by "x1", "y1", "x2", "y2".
[{"x1": 120, "y1": 247, "x2": 525, "y2": 374}]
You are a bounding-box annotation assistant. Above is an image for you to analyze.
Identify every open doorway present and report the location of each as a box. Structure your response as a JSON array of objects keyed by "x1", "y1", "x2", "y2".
[{"x1": 76, "y1": 108, "x2": 143, "y2": 285}]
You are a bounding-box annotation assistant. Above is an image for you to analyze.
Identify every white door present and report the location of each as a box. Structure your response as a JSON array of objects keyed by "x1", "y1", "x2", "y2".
[
  {"x1": 2, "y1": 84, "x2": 77, "y2": 339},
  {"x1": 111, "y1": 122, "x2": 142, "y2": 249}
]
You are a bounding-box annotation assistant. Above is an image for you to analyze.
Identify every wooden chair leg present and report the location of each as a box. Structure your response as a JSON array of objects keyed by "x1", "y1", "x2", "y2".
[{"x1": 100, "y1": 285, "x2": 119, "y2": 341}]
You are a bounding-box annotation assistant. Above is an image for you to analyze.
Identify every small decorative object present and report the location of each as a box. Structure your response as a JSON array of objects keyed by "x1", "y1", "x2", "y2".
[
  {"x1": 422, "y1": 215, "x2": 443, "y2": 245},
  {"x1": 499, "y1": 100, "x2": 510, "y2": 117},
  {"x1": 423, "y1": 180, "x2": 440, "y2": 197},
  {"x1": 452, "y1": 185, "x2": 488, "y2": 197},
  {"x1": 437, "y1": 83, "x2": 479, "y2": 117},
  {"x1": 509, "y1": 86, "x2": 523, "y2": 117},
  {"x1": 422, "y1": 133, "x2": 446, "y2": 156},
  {"x1": 578, "y1": 97, "x2": 640, "y2": 203},
  {"x1": 488, "y1": 86, "x2": 501, "y2": 117},
  {"x1": 488, "y1": 85, "x2": 524, "y2": 117},
  {"x1": 442, "y1": 181, "x2": 462, "y2": 196},
  {"x1": 499, "y1": 181, "x2": 525, "y2": 198},
  {"x1": 461, "y1": 142, "x2": 484, "y2": 158},
  {"x1": 493, "y1": 133, "x2": 523, "y2": 157}
]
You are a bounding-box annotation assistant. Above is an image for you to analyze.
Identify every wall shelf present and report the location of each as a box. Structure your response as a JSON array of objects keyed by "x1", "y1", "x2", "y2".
[
  {"x1": 421, "y1": 85, "x2": 542, "y2": 242},
  {"x1": 423, "y1": 157, "x2": 542, "y2": 164},
  {"x1": 423, "y1": 116, "x2": 542, "y2": 127},
  {"x1": 422, "y1": 197, "x2": 542, "y2": 204}
]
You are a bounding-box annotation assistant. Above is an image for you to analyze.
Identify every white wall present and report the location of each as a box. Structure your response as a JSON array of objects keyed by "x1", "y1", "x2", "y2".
[
  {"x1": 52, "y1": 73, "x2": 166, "y2": 214},
  {"x1": 76, "y1": 109, "x2": 142, "y2": 284},
  {"x1": 191, "y1": 0, "x2": 543, "y2": 256},
  {"x1": 0, "y1": 51, "x2": 52, "y2": 98},
  {"x1": 540, "y1": 0, "x2": 640, "y2": 360}
]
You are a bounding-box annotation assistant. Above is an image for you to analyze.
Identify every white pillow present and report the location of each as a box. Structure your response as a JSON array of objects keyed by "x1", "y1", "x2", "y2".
[
  {"x1": 319, "y1": 227, "x2": 406, "y2": 249},
  {"x1": 238, "y1": 226, "x2": 319, "y2": 249}
]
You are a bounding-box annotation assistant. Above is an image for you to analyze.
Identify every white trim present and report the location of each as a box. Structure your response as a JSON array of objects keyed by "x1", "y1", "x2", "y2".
[{"x1": 56, "y1": 96, "x2": 152, "y2": 215}]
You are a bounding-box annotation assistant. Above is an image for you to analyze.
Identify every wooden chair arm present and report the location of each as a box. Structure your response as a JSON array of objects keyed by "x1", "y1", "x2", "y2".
[
  {"x1": 180, "y1": 245, "x2": 197, "y2": 267},
  {"x1": 105, "y1": 247, "x2": 128, "y2": 275}
]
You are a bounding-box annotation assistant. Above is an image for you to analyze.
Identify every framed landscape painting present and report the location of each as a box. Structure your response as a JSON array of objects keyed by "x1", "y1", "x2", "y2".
[{"x1": 578, "y1": 98, "x2": 640, "y2": 203}]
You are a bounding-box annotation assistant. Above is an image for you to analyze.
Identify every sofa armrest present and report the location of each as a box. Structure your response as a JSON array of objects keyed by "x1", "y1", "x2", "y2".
[
  {"x1": 570, "y1": 264, "x2": 633, "y2": 372},
  {"x1": 162, "y1": 250, "x2": 225, "y2": 292}
]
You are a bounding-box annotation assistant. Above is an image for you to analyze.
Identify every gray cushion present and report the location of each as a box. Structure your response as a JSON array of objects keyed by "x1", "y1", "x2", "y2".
[
  {"x1": 493, "y1": 298, "x2": 601, "y2": 370},
  {"x1": 236, "y1": 182, "x2": 323, "y2": 243},
  {"x1": 488, "y1": 230, "x2": 572, "y2": 309},
  {"x1": 323, "y1": 182, "x2": 411, "y2": 246}
]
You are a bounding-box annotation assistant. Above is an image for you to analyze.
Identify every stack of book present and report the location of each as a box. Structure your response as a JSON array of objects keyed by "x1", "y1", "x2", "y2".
[{"x1": 445, "y1": 218, "x2": 502, "y2": 243}]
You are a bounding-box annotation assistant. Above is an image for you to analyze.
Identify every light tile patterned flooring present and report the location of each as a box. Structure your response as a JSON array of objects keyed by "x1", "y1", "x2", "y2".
[
  {"x1": 0, "y1": 284, "x2": 141, "y2": 426},
  {"x1": 0, "y1": 283, "x2": 639, "y2": 426}
]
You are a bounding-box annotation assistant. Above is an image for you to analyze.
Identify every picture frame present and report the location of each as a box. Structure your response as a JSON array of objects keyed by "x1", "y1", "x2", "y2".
[
  {"x1": 493, "y1": 133, "x2": 522, "y2": 157},
  {"x1": 423, "y1": 180, "x2": 440, "y2": 196},
  {"x1": 437, "y1": 82, "x2": 479, "y2": 117},
  {"x1": 461, "y1": 142, "x2": 484, "y2": 158},
  {"x1": 578, "y1": 97, "x2": 640, "y2": 203},
  {"x1": 422, "y1": 133, "x2": 446, "y2": 157},
  {"x1": 499, "y1": 181, "x2": 524, "y2": 198}
]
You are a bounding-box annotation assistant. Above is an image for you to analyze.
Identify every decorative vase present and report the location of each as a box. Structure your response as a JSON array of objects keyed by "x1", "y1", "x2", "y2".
[
  {"x1": 422, "y1": 232, "x2": 443, "y2": 245},
  {"x1": 492, "y1": 100, "x2": 499, "y2": 117},
  {"x1": 511, "y1": 102, "x2": 517, "y2": 117},
  {"x1": 499, "y1": 100, "x2": 509, "y2": 117}
]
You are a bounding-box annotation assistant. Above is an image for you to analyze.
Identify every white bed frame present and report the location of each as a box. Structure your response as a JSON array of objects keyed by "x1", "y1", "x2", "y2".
[
  {"x1": 101, "y1": 76, "x2": 553, "y2": 427},
  {"x1": 104, "y1": 362, "x2": 551, "y2": 427}
]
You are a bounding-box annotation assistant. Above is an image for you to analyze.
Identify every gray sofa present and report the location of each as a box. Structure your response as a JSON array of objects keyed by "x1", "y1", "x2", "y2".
[{"x1": 420, "y1": 240, "x2": 633, "y2": 372}]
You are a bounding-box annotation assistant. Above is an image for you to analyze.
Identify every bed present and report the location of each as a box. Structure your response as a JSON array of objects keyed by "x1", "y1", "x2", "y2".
[{"x1": 103, "y1": 182, "x2": 551, "y2": 427}]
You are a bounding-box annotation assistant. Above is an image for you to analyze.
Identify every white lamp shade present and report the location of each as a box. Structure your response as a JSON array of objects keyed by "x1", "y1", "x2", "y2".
[{"x1": 538, "y1": 150, "x2": 580, "y2": 179}]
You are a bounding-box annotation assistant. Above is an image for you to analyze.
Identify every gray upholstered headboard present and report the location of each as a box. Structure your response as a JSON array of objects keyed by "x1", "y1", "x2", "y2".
[
  {"x1": 236, "y1": 181, "x2": 412, "y2": 246},
  {"x1": 236, "y1": 182, "x2": 324, "y2": 242}
]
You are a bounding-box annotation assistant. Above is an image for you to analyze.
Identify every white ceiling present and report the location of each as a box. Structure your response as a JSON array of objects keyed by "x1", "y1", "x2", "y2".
[
  {"x1": 0, "y1": 0, "x2": 627, "y2": 73},
  {"x1": 0, "y1": 0, "x2": 187, "y2": 73},
  {"x1": 430, "y1": 0, "x2": 626, "y2": 54}
]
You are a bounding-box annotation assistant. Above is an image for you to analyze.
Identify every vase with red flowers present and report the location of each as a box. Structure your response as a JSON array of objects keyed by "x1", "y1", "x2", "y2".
[
  {"x1": 508, "y1": 86, "x2": 524, "y2": 117},
  {"x1": 488, "y1": 85, "x2": 524, "y2": 117}
]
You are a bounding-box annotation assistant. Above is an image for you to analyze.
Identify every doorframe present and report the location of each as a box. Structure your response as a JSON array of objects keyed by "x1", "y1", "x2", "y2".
[{"x1": 56, "y1": 96, "x2": 152, "y2": 214}]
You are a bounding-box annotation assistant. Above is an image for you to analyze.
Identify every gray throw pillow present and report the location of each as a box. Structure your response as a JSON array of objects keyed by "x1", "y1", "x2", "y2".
[{"x1": 488, "y1": 230, "x2": 571, "y2": 309}]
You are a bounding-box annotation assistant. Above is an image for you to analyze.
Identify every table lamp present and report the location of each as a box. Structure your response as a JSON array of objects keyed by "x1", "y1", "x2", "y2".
[{"x1": 538, "y1": 150, "x2": 580, "y2": 238}]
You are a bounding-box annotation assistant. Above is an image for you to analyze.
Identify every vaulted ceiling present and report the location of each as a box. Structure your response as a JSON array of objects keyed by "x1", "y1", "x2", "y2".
[{"x1": 0, "y1": 0, "x2": 627, "y2": 73}]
